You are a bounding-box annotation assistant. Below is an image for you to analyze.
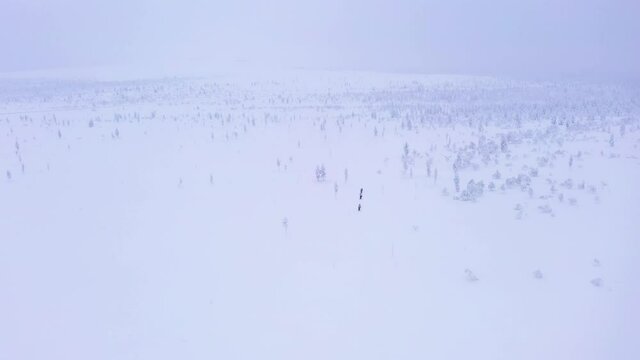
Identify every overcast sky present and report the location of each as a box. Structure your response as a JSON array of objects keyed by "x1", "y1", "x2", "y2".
[{"x1": 1, "y1": 0, "x2": 639, "y2": 78}]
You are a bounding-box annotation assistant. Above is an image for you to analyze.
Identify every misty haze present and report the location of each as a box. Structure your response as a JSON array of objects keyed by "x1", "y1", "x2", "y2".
[{"x1": 1, "y1": 1, "x2": 639, "y2": 359}]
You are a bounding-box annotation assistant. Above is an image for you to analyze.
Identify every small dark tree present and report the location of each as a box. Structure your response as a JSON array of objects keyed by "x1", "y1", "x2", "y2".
[{"x1": 315, "y1": 165, "x2": 326, "y2": 182}]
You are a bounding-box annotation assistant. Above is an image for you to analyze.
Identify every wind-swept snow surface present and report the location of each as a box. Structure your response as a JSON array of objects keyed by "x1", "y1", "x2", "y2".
[{"x1": 1, "y1": 72, "x2": 639, "y2": 360}]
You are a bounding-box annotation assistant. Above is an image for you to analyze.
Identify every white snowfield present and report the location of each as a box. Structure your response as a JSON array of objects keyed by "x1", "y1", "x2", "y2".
[{"x1": 0, "y1": 71, "x2": 639, "y2": 360}]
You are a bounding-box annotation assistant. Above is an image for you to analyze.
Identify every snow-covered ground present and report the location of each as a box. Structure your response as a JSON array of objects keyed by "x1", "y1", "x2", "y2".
[{"x1": 1, "y1": 71, "x2": 639, "y2": 359}]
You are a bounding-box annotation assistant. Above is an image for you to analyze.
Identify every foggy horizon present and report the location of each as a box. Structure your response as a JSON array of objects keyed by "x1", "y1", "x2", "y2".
[{"x1": 2, "y1": 0, "x2": 640, "y2": 79}]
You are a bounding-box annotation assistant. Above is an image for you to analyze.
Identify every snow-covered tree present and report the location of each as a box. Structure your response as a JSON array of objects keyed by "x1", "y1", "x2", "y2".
[
  {"x1": 315, "y1": 165, "x2": 326, "y2": 182},
  {"x1": 453, "y1": 172, "x2": 460, "y2": 193}
]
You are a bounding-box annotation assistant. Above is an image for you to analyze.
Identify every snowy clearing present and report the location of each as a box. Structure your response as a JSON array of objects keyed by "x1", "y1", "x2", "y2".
[{"x1": 1, "y1": 71, "x2": 639, "y2": 360}]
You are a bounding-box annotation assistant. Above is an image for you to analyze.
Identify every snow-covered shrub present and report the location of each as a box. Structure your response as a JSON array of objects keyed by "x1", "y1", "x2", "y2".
[
  {"x1": 500, "y1": 136, "x2": 508, "y2": 153},
  {"x1": 315, "y1": 165, "x2": 326, "y2": 182},
  {"x1": 477, "y1": 136, "x2": 498, "y2": 164},
  {"x1": 465, "y1": 268, "x2": 478, "y2": 282},
  {"x1": 504, "y1": 173, "x2": 531, "y2": 191},
  {"x1": 560, "y1": 179, "x2": 573, "y2": 189},
  {"x1": 458, "y1": 180, "x2": 484, "y2": 202},
  {"x1": 533, "y1": 270, "x2": 543, "y2": 279},
  {"x1": 537, "y1": 156, "x2": 549, "y2": 167},
  {"x1": 452, "y1": 149, "x2": 476, "y2": 171},
  {"x1": 538, "y1": 204, "x2": 553, "y2": 216}
]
